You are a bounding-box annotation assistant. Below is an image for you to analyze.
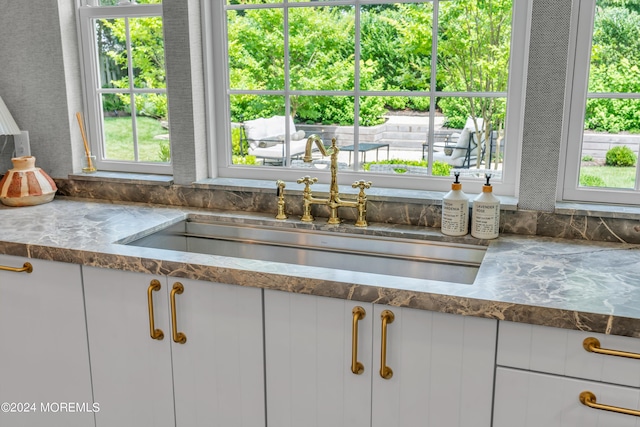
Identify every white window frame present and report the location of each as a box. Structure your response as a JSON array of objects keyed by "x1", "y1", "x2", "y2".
[
  {"x1": 77, "y1": 2, "x2": 172, "y2": 174},
  {"x1": 561, "y1": 0, "x2": 640, "y2": 204},
  {"x1": 205, "y1": 0, "x2": 530, "y2": 195}
]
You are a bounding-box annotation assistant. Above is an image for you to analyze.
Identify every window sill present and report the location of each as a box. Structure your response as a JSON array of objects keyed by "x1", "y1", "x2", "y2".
[
  {"x1": 68, "y1": 171, "x2": 174, "y2": 187},
  {"x1": 555, "y1": 201, "x2": 640, "y2": 221}
]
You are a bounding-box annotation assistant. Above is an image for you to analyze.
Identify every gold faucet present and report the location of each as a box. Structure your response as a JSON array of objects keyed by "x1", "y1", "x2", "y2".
[{"x1": 296, "y1": 135, "x2": 372, "y2": 227}]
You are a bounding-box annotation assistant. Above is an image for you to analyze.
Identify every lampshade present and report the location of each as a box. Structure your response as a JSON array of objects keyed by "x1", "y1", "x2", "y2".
[{"x1": 0, "y1": 96, "x2": 21, "y2": 136}]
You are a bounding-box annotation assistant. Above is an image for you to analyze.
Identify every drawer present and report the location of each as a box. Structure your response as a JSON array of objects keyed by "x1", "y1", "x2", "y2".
[
  {"x1": 494, "y1": 367, "x2": 640, "y2": 427},
  {"x1": 498, "y1": 321, "x2": 640, "y2": 387}
]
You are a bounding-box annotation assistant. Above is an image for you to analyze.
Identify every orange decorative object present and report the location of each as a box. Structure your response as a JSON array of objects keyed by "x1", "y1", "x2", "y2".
[{"x1": 0, "y1": 156, "x2": 57, "y2": 207}]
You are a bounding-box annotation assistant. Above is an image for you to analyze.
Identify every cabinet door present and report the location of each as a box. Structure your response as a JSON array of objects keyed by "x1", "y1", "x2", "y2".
[
  {"x1": 83, "y1": 266, "x2": 175, "y2": 427},
  {"x1": 371, "y1": 307, "x2": 496, "y2": 427},
  {"x1": 169, "y1": 278, "x2": 265, "y2": 427},
  {"x1": 0, "y1": 255, "x2": 94, "y2": 427},
  {"x1": 264, "y1": 290, "x2": 373, "y2": 427},
  {"x1": 494, "y1": 367, "x2": 640, "y2": 427}
]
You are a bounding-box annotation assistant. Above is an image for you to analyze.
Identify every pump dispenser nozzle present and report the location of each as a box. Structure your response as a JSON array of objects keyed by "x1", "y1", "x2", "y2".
[
  {"x1": 482, "y1": 174, "x2": 493, "y2": 193},
  {"x1": 451, "y1": 172, "x2": 462, "y2": 190}
]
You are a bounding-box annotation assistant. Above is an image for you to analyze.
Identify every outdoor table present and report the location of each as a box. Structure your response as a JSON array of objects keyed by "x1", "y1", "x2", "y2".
[{"x1": 340, "y1": 143, "x2": 390, "y2": 165}]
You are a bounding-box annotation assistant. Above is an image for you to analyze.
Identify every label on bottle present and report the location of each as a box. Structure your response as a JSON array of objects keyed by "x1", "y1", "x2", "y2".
[
  {"x1": 442, "y1": 199, "x2": 469, "y2": 236},
  {"x1": 471, "y1": 202, "x2": 500, "y2": 239}
]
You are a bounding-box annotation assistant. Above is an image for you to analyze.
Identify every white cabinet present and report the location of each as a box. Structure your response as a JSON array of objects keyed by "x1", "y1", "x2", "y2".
[
  {"x1": 494, "y1": 321, "x2": 640, "y2": 426},
  {"x1": 83, "y1": 267, "x2": 265, "y2": 427},
  {"x1": 0, "y1": 255, "x2": 94, "y2": 427},
  {"x1": 264, "y1": 289, "x2": 497, "y2": 427}
]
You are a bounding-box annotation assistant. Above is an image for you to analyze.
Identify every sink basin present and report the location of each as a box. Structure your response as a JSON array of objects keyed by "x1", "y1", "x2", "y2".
[{"x1": 123, "y1": 219, "x2": 486, "y2": 284}]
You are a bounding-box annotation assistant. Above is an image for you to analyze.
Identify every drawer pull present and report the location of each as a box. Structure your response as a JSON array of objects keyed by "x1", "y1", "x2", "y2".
[
  {"x1": 170, "y1": 282, "x2": 187, "y2": 344},
  {"x1": 583, "y1": 337, "x2": 640, "y2": 360},
  {"x1": 379, "y1": 310, "x2": 394, "y2": 380},
  {"x1": 147, "y1": 280, "x2": 164, "y2": 340},
  {"x1": 0, "y1": 262, "x2": 33, "y2": 273},
  {"x1": 351, "y1": 306, "x2": 366, "y2": 375},
  {"x1": 580, "y1": 391, "x2": 640, "y2": 417}
]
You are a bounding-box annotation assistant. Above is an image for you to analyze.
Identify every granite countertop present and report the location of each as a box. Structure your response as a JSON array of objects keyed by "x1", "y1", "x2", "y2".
[{"x1": 1, "y1": 198, "x2": 640, "y2": 337}]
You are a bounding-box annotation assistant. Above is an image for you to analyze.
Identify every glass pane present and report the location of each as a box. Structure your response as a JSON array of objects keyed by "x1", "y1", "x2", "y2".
[
  {"x1": 230, "y1": 95, "x2": 288, "y2": 167},
  {"x1": 437, "y1": 0, "x2": 512, "y2": 92},
  {"x1": 360, "y1": 3, "x2": 432, "y2": 92},
  {"x1": 289, "y1": 6, "x2": 355, "y2": 91},
  {"x1": 226, "y1": 0, "x2": 280, "y2": 4},
  {"x1": 579, "y1": 98, "x2": 639, "y2": 189},
  {"x1": 290, "y1": 96, "x2": 354, "y2": 170},
  {"x1": 433, "y1": 96, "x2": 505, "y2": 178},
  {"x1": 102, "y1": 93, "x2": 134, "y2": 161},
  {"x1": 135, "y1": 93, "x2": 170, "y2": 163},
  {"x1": 95, "y1": 18, "x2": 128, "y2": 89},
  {"x1": 228, "y1": 8, "x2": 284, "y2": 90},
  {"x1": 588, "y1": 1, "x2": 640, "y2": 94},
  {"x1": 130, "y1": 17, "x2": 166, "y2": 89},
  {"x1": 98, "y1": 0, "x2": 162, "y2": 4}
]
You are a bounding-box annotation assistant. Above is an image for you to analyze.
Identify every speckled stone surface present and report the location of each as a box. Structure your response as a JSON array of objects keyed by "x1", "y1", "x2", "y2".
[{"x1": 1, "y1": 198, "x2": 640, "y2": 337}]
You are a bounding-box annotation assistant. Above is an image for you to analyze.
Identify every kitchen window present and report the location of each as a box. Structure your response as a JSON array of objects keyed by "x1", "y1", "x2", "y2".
[
  {"x1": 206, "y1": 0, "x2": 529, "y2": 194},
  {"x1": 77, "y1": 0, "x2": 171, "y2": 174},
  {"x1": 562, "y1": 0, "x2": 640, "y2": 205}
]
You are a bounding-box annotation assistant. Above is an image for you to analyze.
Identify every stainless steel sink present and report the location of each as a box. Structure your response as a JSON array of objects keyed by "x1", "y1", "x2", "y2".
[{"x1": 123, "y1": 220, "x2": 486, "y2": 284}]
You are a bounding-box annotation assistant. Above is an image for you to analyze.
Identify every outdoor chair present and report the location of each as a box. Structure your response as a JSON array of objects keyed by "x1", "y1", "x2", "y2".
[
  {"x1": 240, "y1": 115, "x2": 309, "y2": 164},
  {"x1": 433, "y1": 118, "x2": 485, "y2": 168}
]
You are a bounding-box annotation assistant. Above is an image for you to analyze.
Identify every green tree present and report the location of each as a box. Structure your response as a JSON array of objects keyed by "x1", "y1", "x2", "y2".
[
  {"x1": 585, "y1": 5, "x2": 640, "y2": 132},
  {"x1": 437, "y1": 0, "x2": 512, "y2": 167}
]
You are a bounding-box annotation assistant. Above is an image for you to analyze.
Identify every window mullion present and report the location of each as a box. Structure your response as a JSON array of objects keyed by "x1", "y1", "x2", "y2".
[{"x1": 124, "y1": 17, "x2": 140, "y2": 162}]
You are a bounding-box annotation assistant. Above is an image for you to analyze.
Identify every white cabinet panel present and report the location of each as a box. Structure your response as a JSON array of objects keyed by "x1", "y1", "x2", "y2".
[
  {"x1": 170, "y1": 278, "x2": 264, "y2": 427},
  {"x1": 0, "y1": 255, "x2": 94, "y2": 427},
  {"x1": 83, "y1": 267, "x2": 175, "y2": 427},
  {"x1": 264, "y1": 290, "x2": 373, "y2": 427},
  {"x1": 498, "y1": 321, "x2": 640, "y2": 387},
  {"x1": 494, "y1": 367, "x2": 640, "y2": 427},
  {"x1": 371, "y1": 307, "x2": 496, "y2": 427}
]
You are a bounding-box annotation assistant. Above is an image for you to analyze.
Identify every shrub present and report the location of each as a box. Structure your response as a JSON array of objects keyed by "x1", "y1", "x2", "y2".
[
  {"x1": 232, "y1": 155, "x2": 258, "y2": 165},
  {"x1": 605, "y1": 145, "x2": 637, "y2": 166},
  {"x1": 579, "y1": 174, "x2": 606, "y2": 187},
  {"x1": 581, "y1": 155, "x2": 594, "y2": 162},
  {"x1": 362, "y1": 159, "x2": 451, "y2": 176},
  {"x1": 432, "y1": 161, "x2": 452, "y2": 176},
  {"x1": 158, "y1": 142, "x2": 171, "y2": 162}
]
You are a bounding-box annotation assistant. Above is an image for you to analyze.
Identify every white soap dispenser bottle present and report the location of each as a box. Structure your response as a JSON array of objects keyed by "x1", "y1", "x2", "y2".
[
  {"x1": 441, "y1": 172, "x2": 469, "y2": 236},
  {"x1": 471, "y1": 174, "x2": 500, "y2": 239}
]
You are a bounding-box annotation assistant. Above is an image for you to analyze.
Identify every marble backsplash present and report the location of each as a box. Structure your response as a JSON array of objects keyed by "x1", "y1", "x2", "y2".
[{"x1": 54, "y1": 176, "x2": 640, "y2": 245}]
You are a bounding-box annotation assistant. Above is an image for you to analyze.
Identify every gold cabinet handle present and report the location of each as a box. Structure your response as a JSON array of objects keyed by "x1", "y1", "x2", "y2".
[
  {"x1": 147, "y1": 280, "x2": 164, "y2": 340},
  {"x1": 379, "y1": 310, "x2": 395, "y2": 380},
  {"x1": 580, "y1": 391, "x2": 640, "y2": 417},
  {"x1": 351, "y1": 306, "x2": 366, "y2": 375},
  {"x1": 170, "y1": 282, "x2": 187, "y2": 344},
  {"x1": 0, "y1": 262, "x2": 33, "y2": 273},
  {"x1": 583, "y1": 337, "x2": 640, "y2": 360}
]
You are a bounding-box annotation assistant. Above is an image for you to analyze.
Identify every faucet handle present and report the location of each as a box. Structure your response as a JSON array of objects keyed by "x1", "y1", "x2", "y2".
[
  {"x1": 297, "y1": 175, "x2": 318, "y2": 187},
  {"x1": 352, "y1": 180, "x2": 372, "y2": 191}
]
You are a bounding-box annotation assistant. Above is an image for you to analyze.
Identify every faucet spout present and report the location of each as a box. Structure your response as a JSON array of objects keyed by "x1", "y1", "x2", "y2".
[
  {"x1": 303, "y1": 135, "x2": 331, "y2": 162},
  {"x1": 294, "y1": 134, "x2": 372, "y2": 227}
]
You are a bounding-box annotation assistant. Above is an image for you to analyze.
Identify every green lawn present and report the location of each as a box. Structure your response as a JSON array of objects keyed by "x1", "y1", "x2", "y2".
[
  {"x1": 103, "y1": 116, "x2": 169, "y2": 162},
  {"x1": 580, "y1": 165, "x2": 636, "y2": 188}
]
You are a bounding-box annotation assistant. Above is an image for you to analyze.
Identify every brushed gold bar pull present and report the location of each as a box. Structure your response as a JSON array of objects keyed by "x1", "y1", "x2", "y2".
[
  {"x1": 147, "y1": 280, "x2": 164, "y2": 340},
  {"x1": 580, "y1": 391, "x2": 640, "y2": 417},
  {"x1": 0, "y1": 262, "x2": 33, "y2": 273},
  {"x1": 380, "y1": 310, "x2": 394, "y2": 380},
  {"x1": 351, "y1": 306, "x2": 366, "y2": 375},
  {"x1": 583, "y1": 337, "x2": 640, "y2": 360},
  {"x1": 170, "y1": 282, "x2": 187, "y2": 344}
]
